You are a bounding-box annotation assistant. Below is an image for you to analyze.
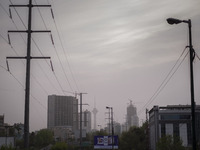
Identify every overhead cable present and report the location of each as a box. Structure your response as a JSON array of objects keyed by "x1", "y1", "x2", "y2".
[{"x1": 138, "y1": 47, "x2": 189, "y2": 116}]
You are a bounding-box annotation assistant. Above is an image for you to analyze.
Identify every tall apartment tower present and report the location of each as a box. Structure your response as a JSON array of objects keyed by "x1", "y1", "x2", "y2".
[
  {"x1": 47, "y1": 95, "x2": 78, "y2": 131},
  {"x1": 127, "y1": 101, "x2": 139, "y2": 129}
]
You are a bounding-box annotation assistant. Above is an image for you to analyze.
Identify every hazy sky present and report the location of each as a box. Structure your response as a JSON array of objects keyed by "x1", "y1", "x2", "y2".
[{"x1": 0, "y1": 0, "x2": 200, "y2": 131}]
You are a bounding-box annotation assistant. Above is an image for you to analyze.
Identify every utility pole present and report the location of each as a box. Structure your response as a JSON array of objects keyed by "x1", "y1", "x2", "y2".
[
  {"x1": 111, "y1": 107, "x2": 114, "y2": 150},
  {"x1": 7, "y1": 0, "x2": 51, "y2": 148},
  {"x1": 79, "y1": 93, "x2": 87, "y2": 150},
  {"x1": 146, "y1": 109, "x2": 149, "y2": 150},
  {"x1": 106, "y1": 106, "x2": 114, "y2": 150},
  {"x1": 108, "y1": 108, "x2": 111, "y2": 134}
]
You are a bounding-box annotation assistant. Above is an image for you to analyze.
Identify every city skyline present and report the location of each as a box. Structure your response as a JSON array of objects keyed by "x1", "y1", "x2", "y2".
[{"x1": 0, "y1": 0, "x2": 200, "y2": 131}]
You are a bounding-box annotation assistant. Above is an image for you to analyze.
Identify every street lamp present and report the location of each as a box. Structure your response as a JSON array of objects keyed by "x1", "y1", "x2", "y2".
[
  {"x1": 167, "y1": 18, "x2": 196, "y2": 150},
  {"x1": 106, "y1": 106, "x2": 114, "y2": 150}
]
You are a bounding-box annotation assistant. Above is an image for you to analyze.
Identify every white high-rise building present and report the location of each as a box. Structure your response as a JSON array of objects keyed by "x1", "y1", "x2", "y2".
[{"x1": 47, "y1": 95, "x2": 78, "y2": 131}]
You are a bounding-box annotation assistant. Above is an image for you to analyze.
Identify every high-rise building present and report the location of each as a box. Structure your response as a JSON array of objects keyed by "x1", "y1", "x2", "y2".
[
  {"x1": 127, "y1": 101, "x2": 139, "y2": 129},
  {"x1": 47, "y1": 95, "x2": 78, "y2": 131},
  {"x1": 82, "y1": 109, "x2": 92, "y2": 133},
  {"x1": 149, "y1": 105, "x2": 200, "y2": 150}
]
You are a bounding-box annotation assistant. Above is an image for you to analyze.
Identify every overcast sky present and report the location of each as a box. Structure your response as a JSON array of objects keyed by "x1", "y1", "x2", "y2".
[{"x1": 0, "y1": 0, "x2": 200, "y2": 131}]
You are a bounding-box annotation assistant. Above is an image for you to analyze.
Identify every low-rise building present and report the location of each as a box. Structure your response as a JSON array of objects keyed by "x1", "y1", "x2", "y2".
[
  {"x1": 0, "y1": 115, "x2": 15, "y2": 147},
  {"x1": 51, "y1": 126, "x2": 74, "y2": 142},
  {"x1": 149, "y1": 105, "x2": 200, "y2": 150}
]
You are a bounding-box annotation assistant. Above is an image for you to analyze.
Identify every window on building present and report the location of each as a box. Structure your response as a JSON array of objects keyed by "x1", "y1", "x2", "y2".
[
  {"x1": 160, "y1": 114, "x2": 190, "y2": 120},
  {"x1": 161, "y1": 123, "x2": 165, "y2": 137},
  {"x1": 187, "y1": 123, "x2": 192, "y2": 146},
  {"x1": 173, "y1": 123, "x2": 179, "y2": 137}
]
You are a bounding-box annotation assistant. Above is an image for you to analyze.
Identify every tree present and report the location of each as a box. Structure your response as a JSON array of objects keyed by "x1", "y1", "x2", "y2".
[
  {"x1": 0, "y1": 145, "x2": 14, "y2": 150},
  {"x1": 156, "y1": 135, "x2": 185, "y2": 150},
  {"x1": 119, "y1": 123, "x2": 148, "y2": 150},
  {"x1": 51, "y1": 142, "x2": 68, "y2": 150},
  {"x1": 34, "y1": 129, "x2": 54, "y2": 148}
]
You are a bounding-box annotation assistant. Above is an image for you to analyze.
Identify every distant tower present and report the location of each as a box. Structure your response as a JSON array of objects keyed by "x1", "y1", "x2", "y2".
[{"x1": 92, "y1": 101, "x2": 98, "y2": 130}]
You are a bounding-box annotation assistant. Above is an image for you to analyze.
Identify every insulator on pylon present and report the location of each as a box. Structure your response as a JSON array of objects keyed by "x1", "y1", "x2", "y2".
[
  {"x1": 9, "y1": 8, "x2": 12, "y2": 19},
  {"x1": 51, "y1": 8, "x2": 54, "y2": 19},
  {"x1": 50, "y1": 60, "x2": 54, "y2": 72},
  {"x1": 6, "y1": 59, "x2": 10, "y2": 72},
  {"x1": 50, "y1": 33, "x2": 54, "y2": 45},
  {"x1": 7, "y1": 33, "x2": 11, "y2": 45}
]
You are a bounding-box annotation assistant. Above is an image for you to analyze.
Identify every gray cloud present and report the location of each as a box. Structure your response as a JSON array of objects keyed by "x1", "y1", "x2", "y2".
[{"x1": 0, "y1": 0, "x2": 200, "y2": 131}]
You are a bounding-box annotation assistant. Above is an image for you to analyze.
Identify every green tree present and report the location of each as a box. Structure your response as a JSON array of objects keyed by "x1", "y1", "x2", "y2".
[
  {"x1": 119, "y1": 123, "x2": 148, "y2": 150},
  {"x1": 0, "y1": 145, "x2": 15, "y2": 150},
  {"x1": 51, "y1": 142, "x2": 68, "y2": 150},
  {"x1": 156, "y1": 135, "x2": 185, "y2": 150},
  {"x1": 34, "y1": 129, "x2": 54, "y2": 148}
]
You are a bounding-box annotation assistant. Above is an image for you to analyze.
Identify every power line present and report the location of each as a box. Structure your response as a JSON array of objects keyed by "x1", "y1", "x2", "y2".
[
  {"x1": 32, "y1": 0, "x2": 71, "y2": 94},
  {"x1": 0, "y1": 33, "x2": 9, "y2": 44},
  {"x1": 1, "y1": 0, "x2": 65, "y2": 97},
  {"x1": 0, "y1": 2, "x2": 10, "y2": 17},
  {"x1": 51, "y1": 0, "x2": 80, "y2": 92},
  {"x1": 8, "y1": 0, "x2": 79, "y2": 94},
  {"x1": 0, "y1": 64, "x2": 8, "y2": 72},
  {"x1": 195, "y1": 51, "x2": 200, "y2": 61},
  {"x1": 33, "y1": 0, "x2": 77, "y2": 93},
  {"x1": 8, "y1": 0, "x2": 65, "y2": 95},
  {"x1": 9, "y1": 0, "x2": 27, "y2": 29},
  {"x1": 138, "y1": 47, "x2": 189, "y2": 116},
  {"x1": 8, "y1": 1, "x2": 52, "y2": 148}
]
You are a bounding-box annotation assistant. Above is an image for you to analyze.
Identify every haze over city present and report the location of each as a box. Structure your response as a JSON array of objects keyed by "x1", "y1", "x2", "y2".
[{"x1": 0, "y1": 0, "x2": 200, "y2": 132}]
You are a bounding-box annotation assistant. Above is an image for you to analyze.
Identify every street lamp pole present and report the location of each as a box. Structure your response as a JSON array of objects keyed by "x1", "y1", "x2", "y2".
[
  {"x1": 167, "y1": 18, "x2": 196, "y2": 150},
  {"x1": 106, "y1": 106, "x2": 114, "y2": 150},
  {"x1": 111, "y1": 107, "x2": 114, "y2": 150}
]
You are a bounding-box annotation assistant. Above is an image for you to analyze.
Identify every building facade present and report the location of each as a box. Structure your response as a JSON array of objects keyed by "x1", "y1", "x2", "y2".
[
  {"x1": 52, "y1": 126, "x2": 73, "y2": 142},
  {"x1": 47, "y1": 95, "x2": 78, "y2": 131},
  {"x1": 0, "y1": 115, "x2": 4, "y2": 134},
  {"x1": 82, "y1": 110, "x2": 92, "y2": 133},
  {"x1": 0, "y1": 115, "x2": 15, "y2": 147},
  {"x1": 127, "y1": 102, "x2": 139, "y2": 129},
  {"x1": 149, "y1": 105, "x2": 200, "y2": 150}
]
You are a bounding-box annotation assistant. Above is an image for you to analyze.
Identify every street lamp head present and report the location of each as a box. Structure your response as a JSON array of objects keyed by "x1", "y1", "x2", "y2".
[
  {"x1": 106, "y1": 106, "x2": 110, "y2": 109},
  {"x1": 167, "y1": 18, "x2": 182, "y2": 25}
]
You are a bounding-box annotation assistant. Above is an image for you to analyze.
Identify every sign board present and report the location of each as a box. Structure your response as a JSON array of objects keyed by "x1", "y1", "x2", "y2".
[{"x1": 94, "y1": 135, "x2": 118, "y2": 149}]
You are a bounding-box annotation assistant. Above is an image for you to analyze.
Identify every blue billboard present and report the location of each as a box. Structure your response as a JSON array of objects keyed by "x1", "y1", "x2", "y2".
[{"x1": 94, "y1": 135, "x2": 118, "y2": 149}]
